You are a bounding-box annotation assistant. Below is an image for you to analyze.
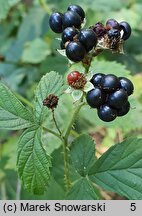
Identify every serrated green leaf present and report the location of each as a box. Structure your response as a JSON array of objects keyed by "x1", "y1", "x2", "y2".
[
  {"x1": 89, "y1": 138, "x2": 142, "y2": 200},
  {"x1": 0, "y1": 82, "x2": 34, "y2": 130},
  {"x1": 22, "y1": 38, "x2": 51, "y2": 64},
  {"x1": 0, "y1": 0, "x2": 20, "y2": 20},
  {"x1": 67, "y1": 178, "x2": 99, "y2": 200},
  {"x1": 17, "y1": 125, "x2": 51, "y2": 195},
  {"x1": 35, "y1": 71, "x2": 65, "y2": 123},
  {"x1": 90, "y1": 60, "x2": 130, "y2": 77},
  {"x1": 71, "y1": 134, "x2": 96, "y2": 176}
]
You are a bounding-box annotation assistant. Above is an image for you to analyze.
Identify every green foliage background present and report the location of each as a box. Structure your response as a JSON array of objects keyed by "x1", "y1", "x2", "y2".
[{"x1": 0, "y1": 0, "x2": 142, "y2": 200}]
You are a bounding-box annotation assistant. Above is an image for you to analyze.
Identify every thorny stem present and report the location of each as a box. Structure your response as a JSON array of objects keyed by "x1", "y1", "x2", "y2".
[
  {"x1": 62, "y1": 54, "x2": 96, "y2": 190},
  {"x1": 39, "y1": 0, "x2": 51, "y2": 14},
  {"x1": 52, "y1": 109, "x2": 62, "y2": 137},
  {"x1": 82, "y1": 48, "x2": 103, "y2": 73},
  {"x1": 63, "y1": 139, "x2": 71, "y2": 190},
  {"x1": 82, "y1": 56, "x2": 92, "y2": 74},
  {"x1": 64, "y1": 101, "x2": 85, "y2": 140},
  {"x1": 62, "y1": 100, "x2": 85, "y2": 190}
]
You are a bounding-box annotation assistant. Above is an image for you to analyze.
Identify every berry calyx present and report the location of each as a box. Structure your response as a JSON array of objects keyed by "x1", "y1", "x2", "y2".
[
  {"x1": 62, "y1": 11, "x2": 82, "y2": 29},
  {"x1": 62, "y1": 27, "x2": 79, "y2": 43},
  {"x1": 86, "y1": 88, "x2": 106, "y2": 108},
  {"x1": 90, "y1": 73, "x2": 105, "y2": 87},
  {"x1": 101, "y1": 74, "x2": 120, "y2": 92},
  {"x1": 119, "y1": 77, "x2": 134, "y2": 96},
  {"x1": 107, "y1": 89, "x2": 128, "y2": 109},
  {"x1": 67, "y1": 71, "x2": 86, "y2": 89},
  {"x1": 43, "y1": 94, "x2": 59, "y2": 109},
  {"x1": 66, "y1": 41, "x2": 86, "y2": 62},
  {"x1": 106, "y1": 19, "x2": 120, "y2": 29},
  {"x1": 78, "y1": 29, "x2": 97, "y2": 52},
  {"x1": 67, "y1": 5, "x2": 85, "y2": 21},
  {"x1": 119, "y1": 21, "x2": 131, "y2": 40},
  {"x1": 117, "y1": 101, "x2": 130, "y2": 117},
  {"x1": 49, "y1": 12, "x2": 63, "y2": 33},
  {"x1": 97, "y1": 105, "x2": 117, "y2": 122}
]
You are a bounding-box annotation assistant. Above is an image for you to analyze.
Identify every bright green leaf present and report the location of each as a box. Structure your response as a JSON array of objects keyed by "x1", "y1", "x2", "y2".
[
  {"x1": 89, "y1": 138, "x2": 142, "y2": 200},
  {"x1": 67, "y1": 178, "x2": 99, "y2": 200},
  {"x1": 71, "y1": 134, "x2": 96, "y2": 176},
  {"x1": 35, "y1": 71, "x2": 65, "y2": 123},
  {"x1": 17, "y1": 125, "x2": 51, "y2": 195},
  {"x1": 21, "y1": 38, "x2": 50, "y2": 64},
  {"x1": 0, "y1": 82, "x2": 34, "y2": 130}
]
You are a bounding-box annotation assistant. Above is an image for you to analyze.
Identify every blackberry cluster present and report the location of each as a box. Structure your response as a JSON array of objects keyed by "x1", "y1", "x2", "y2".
[
  {"x1": 86, "y1": 73, "x2": 134, "y2": 122},
  {"x1": 92, "y1": 19, "x2": 131, "y2": 40},
  {"x1": 49, "y1": 5, "x2": 97, "y2": 62},
  {"x1": 91, "y1": 19, "x2": 131, "y2": 51}
]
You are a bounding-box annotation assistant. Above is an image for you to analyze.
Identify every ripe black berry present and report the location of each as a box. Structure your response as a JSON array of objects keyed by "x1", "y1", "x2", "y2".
[
  {"x1": 119, "y1": 21, "x2": 131, "y2": 40},
  {"x1": 101, "y1": 74, "x2": 120, "y2": 92},
  {"x1": 62, "y1": 11, "x2": 82, "y2": 29},
  {"x1": 107, "y1": 89, "x2": 128, "y2": 109},
  {"x1": 119, "y1": 77, "x2": 134, "y2": 96},
  {"x1": 106, "y1": 19, "x2": 120, "y2": 29},
  {"x1": 66, "y1": 41, "x2": 86, "y2": 62},
  {"x1": 62, "y1": 27, "x2": 78, "y2": 43},
  {"x1": 86, "y1": 88, "x2": 106, "y2": 108},
  {"x1": 98, "y1": 105, "x2": 117, "y2": 122},
  {"x1": 117, "y1": 101, "x2": 130, "y2": 117},
  {"x1": 90, "y1": 73, "x2": 105, "y2": 87},
  {"x1": 78, "y1": 29, "x2": 97, "y2": 52},
  {"x1": 49, "y1": 12, "x2": 63, "y2": 33},
  {"x1": 108, "y1": 29, "x2": 121, "y2": 39},
  {"x1": 67, "y1": 5, "x2": 85, "y2": 21}
]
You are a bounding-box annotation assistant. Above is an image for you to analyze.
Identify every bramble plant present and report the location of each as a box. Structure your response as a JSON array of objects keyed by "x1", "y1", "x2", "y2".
[{"x1": 1, "y1": 1, "x2": 142, "y2": 200}]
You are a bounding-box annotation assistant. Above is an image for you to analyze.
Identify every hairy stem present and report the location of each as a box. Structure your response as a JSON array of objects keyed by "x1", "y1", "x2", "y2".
[
  {"x1": 63, "y1": 140, "x2": 71, "y2": 190},
  {"x1": 64, "y1": 101, "x2": 85, "y2": 140},
  {"x1": 39, "y1": 0, "x2": 51, "y2": 14},
  {"x1": 82, "y1": 56, "x2": 92, "y2": 74},
  {"x1": 61, "y1": 100, "x2": 85, "y2": 190},
  {"x1": 62, "y1": 58, "x2": 92, "y2": 190},
  {"x1": 52, "y1": 109, "x2": 62, "y2": 137}
]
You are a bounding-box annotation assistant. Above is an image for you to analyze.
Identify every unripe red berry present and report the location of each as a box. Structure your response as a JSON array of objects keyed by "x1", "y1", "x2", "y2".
[
  {"x1": 67, "y1": 71, "x2": 86, "y2": 89},
  {"x1": 67, "y1": 71, "x2": 81, "y2": 85}
]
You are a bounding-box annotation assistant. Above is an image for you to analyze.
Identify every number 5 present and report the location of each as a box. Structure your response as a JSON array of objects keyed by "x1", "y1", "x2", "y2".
[{"x1": 130, "y1": 203, "x2": 136, "y2": 211}]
